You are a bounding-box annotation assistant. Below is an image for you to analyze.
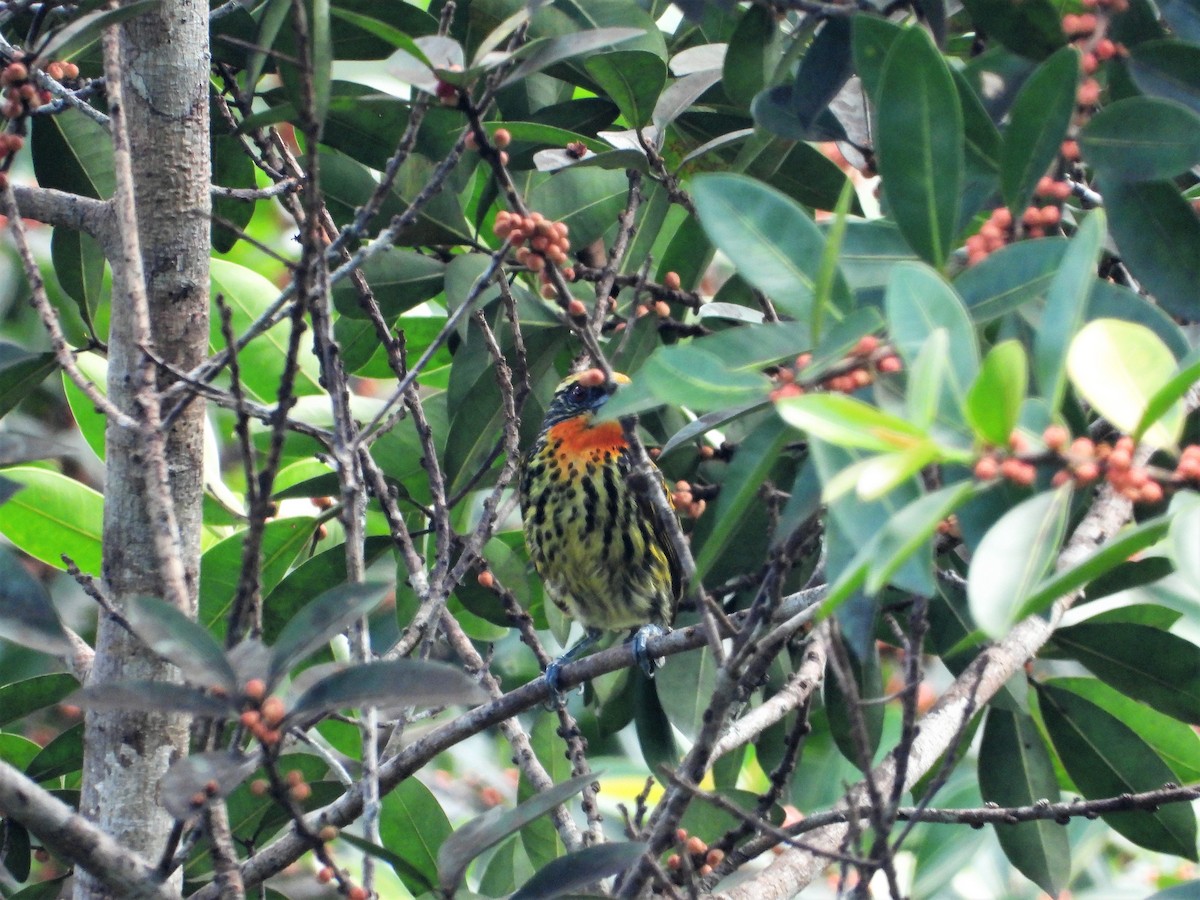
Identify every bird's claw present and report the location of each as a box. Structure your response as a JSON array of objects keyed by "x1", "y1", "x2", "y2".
[
  {"x1": 632, "y1": 624, "x2": 666, "y2": 677},
  {"x1": 543, "y1": 660, "x2": 569, "y2": 709}
]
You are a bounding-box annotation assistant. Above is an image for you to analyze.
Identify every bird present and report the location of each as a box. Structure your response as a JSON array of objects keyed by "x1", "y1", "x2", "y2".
[{"x1": 519, "y1": 367, "x2": 683, "y2": 704}]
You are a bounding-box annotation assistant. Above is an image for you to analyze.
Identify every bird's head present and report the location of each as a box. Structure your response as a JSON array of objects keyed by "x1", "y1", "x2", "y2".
[{"x1": 543, "y1": 368, "x2": 630, "y2": 427}]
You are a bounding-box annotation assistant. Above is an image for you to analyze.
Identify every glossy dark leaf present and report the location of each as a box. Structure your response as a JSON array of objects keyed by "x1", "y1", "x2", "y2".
[
  {"x1": 25, "y1": 723, "x2": 83, "y2": 782},
  {"x1": 826, "y1": 641, "x2": 884, "y2": 769},
  {"x1": 124, "y1": 595, "x2": 239, "y2": 693},
  {"x1": 723, "y1": 4, "x2": 777, "y2": 107},
  {"x1": 1081, "y1": 97, "x2": 1200, "y2": 181},
  {"x1": 1129, "y1": 39, "x2": 1200, "y2": 115},
  {"x1": 438, "y1": 772, "x2": 598, "y2": 895},
  {"x1": 379, "y1": 777, "x2": 451, "y2": 895},
  {"x1": 160, "y1": 752, "x2": 259, "y2": 820},
  {"x1": 38, "y1": 0, "x2": 160, "y2": 61},
  {"x1": 268, "y1": 581, "x2": 392, "y2": 685},
  {"x1": 0, "y1": 673, "x2": 79, "y2": 728},
  {"x1": 967, "y1": 487, "x2": 1071, "y2": 637},
  {"x1": 585, "y1": 50, "x2": 666, "y2": 128},
  {"x1": 288, "y1": 660, "x2": 486, "y2": 720},
  {"x1": 1101, "y1": 178, "x2": 1200, "y2": 320},
  {"x1": 500, "y1": 27, "x2": 645, "y2": 88},
  {"x1": 50, "y1": 229, "x2": 105, "y2": 331},
  {"x1": 1000, "y1": 47, "x2": 1079, "y2": 213},
  {"x1": 511, "y1": 842, "x2": 647, "y2": 900},
  {"x1": 68, "y1": 682, "x2": 235, "y2": 718},
  {"x1": 876, "y1": 27, "x2": 963, "y2": 268},
  {"x1": 332, "y1": 250, "x2": 445, "y2": 320},
  {"x1": 31, "y1": 110, "x2": 113, "y2": 199},
  {"x1": 0, "y1": 541, "x2": 72, "y2": 658},
  {"x1": 980, "y1": 708, "x2": 1069, "y2": 896},
  {"x1": 1038, "y1": 679, "x2": 1198, "y2": 858},
  {"x1": 2, "y1": 818, "x2": 30, "y2": 882},
  {"x1": 961, "y1": 0, "x2": 1065, "y2": 59},
  {"x1": 1050, "y1": 623, "x2": 1200, "y2": 723}
]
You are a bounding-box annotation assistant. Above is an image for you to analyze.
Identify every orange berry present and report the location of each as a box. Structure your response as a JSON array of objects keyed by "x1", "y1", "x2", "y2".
[
  {"x1": 243, "y1": 679, "x2": 266, "y2": 701},
  {"x1": 316, "y1": 867, "x2": 334, "y2": 884},
  {"x1": 667, "y1": 854, "x2": 682, "y2": 870},
  {"x1": 289, "y1": 782, "x2": 312, "y2": 802},
  {"x1": 664, "y1": 271, "x2": 682, "y2": 290},
  {"x1": 654, "y1": 300, "x2": 671, "y2": 318},
  {"x1": 686, "y1": 836, "x2": 707, "y2": 856},
  {"x1": 1095, "y1": 38, "x2": 1117, "y2": 60},
  {"x1": 567, "y1": 298, "x2": 587, "y2": 317},
  {"x1": 250, "y1": 779, "x2": 269, "y2": 796},
  {"x1": 261, "y1": 695, "x2": 286, "y2": 726},
  {"x1": 286, "y1": 769, "x2": 304, "y2": 787},
  {"x1": 796, "y1": 352, "x2": 812, "y2": 369},
  {"x1": 853, "y1": 335, "x2": 879, "y2": 356},
  {"x1": 498, "y1": 150, "x2": 510, "y2": 166},
  {"x1": 851, "y1": 367, "x2": 872, "y2": 388},
  {"x1": 1076, "y1": 78, "x2": 1101, "y2": 107},
  {"x1": 1051, "y1": 469, "x2": 1071, "y2": 487},
  {"x1": 191, "y1": 791, "x2": 208, "y2": 808},
  {"x1": 1061, "y1": 13, "x2": 1080, "y2": 33},
  {"x1": 526, "y1": 253, "x2": 545, "y2": 272},
  {"x1": 477, "y1": 570, "x2": 495, "y2": 589},
  {"x1": 991, "y1": 207, "x2": 1013, "y2": 229},
  {"x1": 1077, "y1": 13, "x2": 1098, "y2": 32},
  {"x1": 1022, "y1": 206, "x2": 1042, "y2": 227},
  {"x1": 699, "y1": 864, "x2": 714, "y2": 877},
  {"x1": 2, "y1": 62, "x2": 27, "y2": 84},
  {"x1": 1061, "y1": 140, "x2": 1080, "y2": 161},
  {"x1": 63, "y1": 62, "x2": 79, "y2": 79},
  {"x1": 1074, "y1": 461, "x2": 1100, "y2": 483},
  {"x1": 1040, "y1": 206, "x2": 1061, "y2": 226},
  {"x1": 319, "y1": 825, "x2": 338, "y2": 841},
  {"x1": 1000, "y1": 458, "x2": 1026, "y2": 482},
  {"x1": 1036, "y1": 176, "x2": 1056, "y2": 197},
  {"x1": 877, "y1": 355, "x2": 902, "y2": 373},
  {"x1": 1009, "y1": 430, "x2": 1030, "y2": 453},
  {"x1": 1043, "y1": 425, "x2": 1069, "y2": 451},
  {"x1": 1139, "y1": 481, "x2": 1164, "y2": 504},
  {"x1": 44, "y1": 62, "x2": 64, "y2": 81},
  {"x1": 974, "y1": 457, "x2": 1000, "y2": 480},
  {"x1": 348, "y1": 888, "x2": 368, "y2": 900},
  {"x1": 706, "y1": 848, "x2": 725, "y2": 866},
  {"x1": 493, "y1": 128, "x2": 511, "y2": 148},
  {"x1": 1069, "y1": 437, "x2": 1095, "y2": 458}
]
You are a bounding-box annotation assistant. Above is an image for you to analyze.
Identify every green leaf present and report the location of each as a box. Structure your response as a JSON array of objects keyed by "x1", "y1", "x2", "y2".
[
  {"x1": 955, "y1": 238, "x2": 1067, "y2": 323},
  {"x1": 1067, "y1": 318, "x2": 1182, "y2": 449},
  {"x1": 210, "y1": 259, "x2": 323, "y2": 402},
  {"x1": 38, "y1": 0, "x2": 161, "y2": 61},
  {"x1": 1038, "y1": 679, "x2": 1198, "y2": 858},
  {"x1": 68, "y1": 682, "x2": 235, "y2": 718},
  {"x1": 1081, "y1": 97, "x2": 1200, "y2": 181},
  {"x1": 965, "y1": 340, "x2": 1027, "y2": 447},
  {"x1": 692, "y1": 414, "x2": 792, "y2": 581},
  {"x1": 124, "y1": 595, "x2": 239, "y2": 693},
  {"x1": 0, "y1": 674, "x2": 78, "y2": 728},
  {"x1": 288, "y1": 660, "x2": 486, "y2": 720},
  {"x1": 0, "y1": 546, "x2": 70, "y2": 656},
  {"x1": 692, "y1": 173, "x2": 848, "y2": 321},
  {"x1": 0, "y1": 345, "x2": 57, "y2": 422},
  {"x1": 0, "y1": 467, "x2": 103, "y2": 576},
  {"x1": 961, "y1": 0, "x2": 1065, "y2": 59},
  {"x1": 332, "y1": 250, "x2": 445, "y2": 320},
  {"x1": 160, "y1": 752, "x2": 259, "y2": 820},
  {"x1": 501, "y1": 27, "x2": 646, "y2": 89},
  {"x1": 438, "y1": 772, "x2": 598, "y2": 896},
  {"x1": 875, "y1": 27, "x2": 963, "y2": 268},
  {"x1": 612, "y1": 346, "x2": 771, "y2": 416},
  {"x1": 199, "y1": 517, "x2": 317, "y2": 641},
  {"x1": 885, "y1": 261, "x2": 979, "y2": 406},
  {"x1": 1170, "y1": 499, "x2": 1200, "y2": 600},
  {"x1": 656, "y1": 646, "x2": 719, "y2": 741},
  {"x1": 511, "y1": 842, "x2": 647, "y2": 900},
  {"x1": 1015, "y1": 516, "x2": 1171, "y2": 621},
  {"x1": 1000, "y1": 47, "x2": 1079, "y2": 213},
  {"x1": 905, "y1": 330, "x2": 948, "y2": 430},
  {"x1": 584, "y1": 50, "x2": 666, "y2": 129},
  {"x1": 51, "y1": 228, "x2": 105, "y2": 332},
  {"x1": 1050, "y1": 622, "x2": 1200, "y2": 723},
  {"x1": 967, "y1": 486, "x2": 1071, "y2": 637},
  {"x1": 776, "y1": 393, "x2": 929, "y2": 454},
  {"x1": 724, "y1": 4, "x2": 779, "y2": 107},
  {"x1": 268, "y1": 581, "x2": 392, "y2": 685},
  {"x1": 379, "y1": 778, "x2": 451, "y2": 895},
  {"x1": 25, "y1": 723, "x2": 83, "y2": 782},
  {"x1": 1050, "y1": 676, "x2": 1200, "y2": 784},
  {"x1": 1034, "y1": 209, "x2": 1104, "y2": 412},
  {"x1": 979, "y1": 708, "x2": 1069, "y2": 896},
  {"x1": 527, "y1": 166, "x2": 629, "y2": 249},
  {"x1": 1138, "y1": 350, "x2": 1200, "y2": 442},
  {"x1": 1101, "y1": 177, "x2": 1200, "y2": 320},
  {"x1": 31, "y1": 109, "x2": 113, "y2": 199},
  {"x1": 309, "y1": 0, "x2": 331, "y2": 131},
  {"x1": 867, "y1": 482, "x2": 975, "y2": 594},
  {"x1": 1128, "y1": 40, "x2": 1200, "y2": 115},
  {"x1": 826, "y1": 642, "x2": 884, "y2": 769}
]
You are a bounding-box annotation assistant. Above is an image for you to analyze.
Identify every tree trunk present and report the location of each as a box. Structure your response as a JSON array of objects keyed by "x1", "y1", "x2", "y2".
[{"x1": 75, "y1": 1, "x2": 210, "y2": 895}]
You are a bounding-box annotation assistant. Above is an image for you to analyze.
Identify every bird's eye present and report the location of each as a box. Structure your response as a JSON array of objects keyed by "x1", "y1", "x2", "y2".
[{"x1": 568, "y1": 384, "x2": 588, "y2": 403}]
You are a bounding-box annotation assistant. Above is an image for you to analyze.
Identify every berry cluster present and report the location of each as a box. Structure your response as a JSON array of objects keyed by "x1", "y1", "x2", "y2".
[
  {"x1": 236, "y1": 677, "x2": 287, "y2": 746},
  {"x1": 671, "y1": 479, "x2": 707, "y2": 519},
  {"x1": 494, "y1": 209, "x2": 585, "y2": 314},
  {"x1": 465, "y1": 125, "x2": 511, "y2": 166},
  {"x1": 973, "y1": 428, "x2": 1198, "y2": 504},
  {"x1": 666, "y1": 828, "x2": 724, "y2": 880},
  {"x1": 0, "y1": 58, "x2": 71, "y2": 119},
  {"x1": 769, "y1": 335, "x2": 902, "y2": 402}
]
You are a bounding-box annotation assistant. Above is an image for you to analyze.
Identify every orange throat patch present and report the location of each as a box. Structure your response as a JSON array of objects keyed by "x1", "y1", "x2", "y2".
[{"x1": 546, "y1": 416, "x2": 628, "y2": 461}]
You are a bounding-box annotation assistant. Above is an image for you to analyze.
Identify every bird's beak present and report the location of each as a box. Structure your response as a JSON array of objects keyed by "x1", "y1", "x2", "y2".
[{"x1": 609, "y1": 372, "x2": 631, "y2": 389}]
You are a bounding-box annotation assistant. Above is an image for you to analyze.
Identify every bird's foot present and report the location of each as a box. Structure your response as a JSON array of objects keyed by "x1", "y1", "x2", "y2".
[
  {"x1": 542, "y1": 628, "x2": 602, "y2": 708},
  {"x1": 631, "y1": 624, "x2": 667, "y2": 677}
]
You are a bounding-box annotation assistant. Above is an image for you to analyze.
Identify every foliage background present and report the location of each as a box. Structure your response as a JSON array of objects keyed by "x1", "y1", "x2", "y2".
[{"x1": 0, "y1": 0, "x2": 1198, "y2": 897}]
